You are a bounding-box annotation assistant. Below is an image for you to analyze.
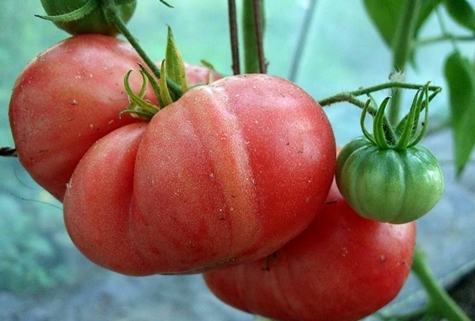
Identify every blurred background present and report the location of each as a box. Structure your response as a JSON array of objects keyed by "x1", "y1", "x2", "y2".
[{"x1": 1, "y1": 1, "x2": 474, "y2": 320}]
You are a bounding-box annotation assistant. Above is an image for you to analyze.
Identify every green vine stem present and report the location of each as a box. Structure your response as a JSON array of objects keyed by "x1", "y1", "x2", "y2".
[
  {"x1": 227, "y1": 0, "x2": 241, "y2": 75},
  {"x1": 242, "y1": 0, "x2": 266, "y2": 73},
  {"x1": 388, "y1": 0, "x2": 421, "y2": 125},
  {"x1": 417, "y1": 34, "x2": 475, "y2": 47},
  {"x1": 101, "y1": 0, "x2": 182, "y2": 98},
  {"x1": 411, "y1": 248, "x2": 471, "y2": 321},
  {"x1": 288, "y1": 0, "x2": 317, "y2": 82},
  {"x1": 0, "y1": 147, "x2": 17, "y2": 157},
  {"x1": 318, "y1": 81, "x2": 441, "y2": 109}
]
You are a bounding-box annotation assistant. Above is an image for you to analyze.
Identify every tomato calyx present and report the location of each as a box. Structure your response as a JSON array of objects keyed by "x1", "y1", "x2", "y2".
[
  {"x1": 361, "y1": 82, "x2": 436, "y2": 150},
  {"x1": 121, "y1": 27, "x2": 192, "y2": 120}
]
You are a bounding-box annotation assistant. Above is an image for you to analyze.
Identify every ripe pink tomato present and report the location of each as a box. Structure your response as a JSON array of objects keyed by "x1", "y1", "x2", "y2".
[
  {"x1": 203, "y1": 181, "x2": 416, "y2": 321},
  {"x1": 9, "y1": 34, "x2": 219, "y2": 201},
  {"x1": 63, "y1": 74, "x2": 336, "y2": 275}
]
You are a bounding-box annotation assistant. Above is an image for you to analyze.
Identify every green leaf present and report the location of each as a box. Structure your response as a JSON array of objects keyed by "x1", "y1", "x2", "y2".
[
  {"x1": 444, "y1": 0, "x2": 475, "y2": 32},
  {"x1": 418, "y1": 0, "x2": 444, "y2": 31},
  {"x1": 444, "y1": 51, "x2": 475, "y2": 176},
  {"x1": 363, "y1": 0, "x2": 404, "y2": 47},
  {"x1": 165, "y1": 26, "x2": 188, "y2": 95},
  {"x1": 363, "y1": 0, "x2": 442, "y2": 48}
]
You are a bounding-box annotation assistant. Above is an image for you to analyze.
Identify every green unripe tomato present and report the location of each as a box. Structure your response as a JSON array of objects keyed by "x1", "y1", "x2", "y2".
[
  {"x1": 40, "y1": 0, "x2": 137, "y2": 36},
  {"x1": 336, "y1": 137, "x2": 444, "y2": 224}
]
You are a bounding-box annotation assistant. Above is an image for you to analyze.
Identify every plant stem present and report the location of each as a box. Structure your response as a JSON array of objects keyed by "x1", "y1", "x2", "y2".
[
  {"x1": 242, "y1": 0, "x2": 266, "y2": 73},
  {"x1": 417, "y1": 34, "x2": 475, "y2": 47},
  {"x1": 318, "y1": 81, "x2": 441, "y2": 107},
  {"x1": 288, "y1": 0, "x2": 318, "y2": 82},
  {"x1": 101, "y1": 0, "x2": 182, "y2": 98},
  {"x1": 228, "y1": 0, "x2": 241, "y2": 75},
  {"x1": 388, "y1": 0, "x2": 421, "y2": 125},
  {"x1": 411, "y1": 248, "x2": 471, "y2": 321},
  {"x1": 0, "y1": 147, "x2": 17, "y2": 157}
]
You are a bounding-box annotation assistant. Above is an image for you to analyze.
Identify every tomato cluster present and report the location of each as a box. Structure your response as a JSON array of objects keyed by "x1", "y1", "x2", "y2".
[{"x1": 8, "y1": 4, "x2": 440, "y2": 321}]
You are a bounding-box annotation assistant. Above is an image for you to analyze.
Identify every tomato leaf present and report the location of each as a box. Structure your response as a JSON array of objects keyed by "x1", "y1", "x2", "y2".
[
  {"x1": 363, "y1": 0, "x2": 442, "y2": 47},
  {"x1": 444, "y1": 51, "x2": 475, "y2": 176},
  {"x1": 444, "y1": 0, "x2": 475, "y2": 32},
  {"x1": 363, "y1": 0, "x2": 403, "y2": 47},
  {"x1": 165, "y1": 26, "x2": 188, "y2": 95}
]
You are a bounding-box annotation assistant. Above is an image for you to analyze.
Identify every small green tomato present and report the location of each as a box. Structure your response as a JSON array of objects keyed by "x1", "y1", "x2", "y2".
[{"x1": 336, "y1": 84, "x2": 444, "y2": 224}]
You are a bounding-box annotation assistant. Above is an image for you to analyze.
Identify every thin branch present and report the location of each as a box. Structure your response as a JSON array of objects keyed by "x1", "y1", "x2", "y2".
[
  {"x1": 417, "y1": 34, "x2": 475, "y2": 47},
  {"x1": 0, "y1": 147, "x2": 17, "y2": 157},
  {"x1": 228, "y1": 0, "x2": 241, "y2": 75},
  {"x1": 288, "y1": 0, "x2": 318, "y2": 82},
  {"x1": 318, "y1": 81, "x2": 442, "y2": 107},
  {"x1": 252, "y1": 0, "x2": 266, "y2": 73}
]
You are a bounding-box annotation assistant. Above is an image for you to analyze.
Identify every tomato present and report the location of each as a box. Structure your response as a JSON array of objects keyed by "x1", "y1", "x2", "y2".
[
  {"x1": 336, "y1": 136, "x2": 444, "y2": 224},
  {"x1": 203, "y1": 181, "x2": 416, "y2": 321},
  {"x1": 40, "y1": 0, "x2": 137, "y2": 36},
  {"x1": 62, "y1": 74, "x2": 336, "y2": 275},
  {"x1": 9, "y1": 34, "x2": 218, "y2": 201}
]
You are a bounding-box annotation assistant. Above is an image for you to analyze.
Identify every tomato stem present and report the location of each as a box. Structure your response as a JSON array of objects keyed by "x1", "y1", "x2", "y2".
[
  {"x1": 242, "y1": 0, "x2": 266, "y2": 73},
  {"x1": 0, "y1": 147, "x2": 17, "y2": 157},
  {"x1": 288, "y1": 0, "x2": 318, "y2": 81},
  {"x1": 227, "y1": 0, "x2": 241, "y2": 75},
  {"x1": 411, "y1": 248, "x2": 471, "y2": 321},
  {"x1": 319, "y1": 81, "x2": 441, "y2": 107},
  {"x1": 101, "y1": 0, "x2": 183, "y2": 98}
]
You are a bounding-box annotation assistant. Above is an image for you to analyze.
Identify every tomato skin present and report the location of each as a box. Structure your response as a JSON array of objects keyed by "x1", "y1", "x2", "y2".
[
  {"x1": 9, "y1": 34, "x2": 220, "y2": 201},
  {"x1": 336, "y1": 137, "x2": 444, "y2": 223},
  {"x1": 40, "y1": 0, "x2": 137, "y2": 36},
  {"x1": 63, "y1": 74, "x2": 336, "y2": 275},
  {"x1": 203, "y1": 182, "x2": 416, "y2": 321},
  {"x1": 9, "y1": 34, "x2": 151, "y2": 200}
]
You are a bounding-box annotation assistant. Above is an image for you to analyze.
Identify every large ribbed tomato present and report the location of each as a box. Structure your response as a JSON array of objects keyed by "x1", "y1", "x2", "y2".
[
  {"x1": 203, "y1": 181, "x2": 416, "y2": 321},
  {"x1": 62, "y1": 74, "x2": 336, "y2": 275}
]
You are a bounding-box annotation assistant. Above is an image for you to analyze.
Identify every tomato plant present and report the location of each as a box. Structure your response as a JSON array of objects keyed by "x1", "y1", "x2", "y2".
[
  {"x1": 38, "y1": 0, "x2": 137, "y2": 36},
  {"x1": 62, "y1": 73, "x2": 336, "y2": 275},
  {"x1": 203, "y1": 181, "x2": 416, "y2": 321},
  {"x1": 3, "y1": 1, "x2": 473, "y2": 320},
  {"x1": 8, "y1": 34, "x2": 219, "y2": 201},
  {"x1": 336, "y1": 87, "x2": 444, "y2": 223}
]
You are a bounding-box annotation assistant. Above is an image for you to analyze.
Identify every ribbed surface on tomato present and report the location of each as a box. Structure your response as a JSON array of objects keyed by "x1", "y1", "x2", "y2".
[
  {"x1": 63, "y1": 74, "x2": 336, "y2": 275},
  {"x1": 203, "y1": 182, "x2": 416, "y2": 321},
  {"x1": 336, "y1": 137, "x2": 444, "y2": 223}
]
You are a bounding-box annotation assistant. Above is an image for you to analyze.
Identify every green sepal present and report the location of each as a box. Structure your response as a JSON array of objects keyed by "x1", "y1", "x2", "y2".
[
  {"x1": 200, "y1": 59, "x2": 220, "y2": 84},
  {"x1": 165, "y1": 26, "x2": 188, "y2": 95},
  {"x1": 360, "y1": 99, "x2": 377, "y2": 145},
  {"x1": 138, "y1": 64, "x2": 162, "y2": 108},
  {"x1": 360, "y1": 82, "x2": 439, "y2": 151},
  {"x1": 36, "y1": 0, "x2": 97, "y2": 22},
  {"x1": 372, "y1": 96, "x2": 391, "y2": 149},
  {"x1": 400, "y1": 83, "x2": 430, "y2": 149},
  {"x1": 159, "y1": 60, "x2": 174, "y2": 108},
  {"x1": 120, "y1": 70, "x2": 160, "y2": 121}
]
